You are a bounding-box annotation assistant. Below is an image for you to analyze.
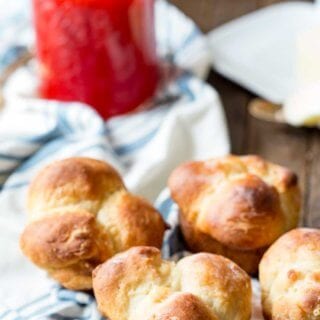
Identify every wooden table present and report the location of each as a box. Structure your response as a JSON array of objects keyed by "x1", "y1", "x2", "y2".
[{"x1": 171, "y1": 0, "x2": 319, "y2": 227}]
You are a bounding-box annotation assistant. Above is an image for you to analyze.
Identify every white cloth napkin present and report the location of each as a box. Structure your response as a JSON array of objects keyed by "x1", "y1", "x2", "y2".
[{"x1": 0, "y1": 1, "x2": 230, "y2": 317}]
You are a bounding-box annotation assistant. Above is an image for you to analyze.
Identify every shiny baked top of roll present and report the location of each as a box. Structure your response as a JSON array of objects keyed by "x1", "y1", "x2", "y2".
[
  {"x1": 260, "y1": 228, "x2": 320, "y2": 320},
  {"x1": 20, "y1": 157, "x2": 166, "y2": 290},
  {"x1": 169, "y1": 155, "x2": 301, "y2": 250},
  {"x1": 93, "y1": 246, "x2": 252, "y2": 320}
]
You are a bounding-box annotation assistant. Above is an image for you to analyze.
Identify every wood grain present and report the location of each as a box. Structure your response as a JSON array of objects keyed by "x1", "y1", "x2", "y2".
[
  {"x1": 305, "y1": 130, "x2": 320, "y2": 227},
  {"x1": 170, "y1": 0, "x2": 259, "y2": 32},
  {"x1": 170, "y1": 0, "x2": 317, "y2": 226},
  {"x1": 208, "y1": 72, "x2": 249, "y2": 155}
]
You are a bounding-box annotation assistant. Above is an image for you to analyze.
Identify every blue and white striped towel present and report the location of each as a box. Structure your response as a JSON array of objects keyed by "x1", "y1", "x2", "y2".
[{"x1": 0, "y1": 1, "x2": 231, "y2": 319}]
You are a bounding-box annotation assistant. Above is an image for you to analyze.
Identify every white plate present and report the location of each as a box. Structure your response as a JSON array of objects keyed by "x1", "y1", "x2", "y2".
[{"x1": 208, "y1": 1, "x2": 320, "y2": 104}]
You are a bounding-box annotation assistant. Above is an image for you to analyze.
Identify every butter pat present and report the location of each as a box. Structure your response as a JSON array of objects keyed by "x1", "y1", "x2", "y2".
[
  {"x1": 287, "y1": 23, "x2": 320, "y2": 127},
  {"x1": 284, "y1": 82, "x2": 320, "y2": 127},
  {"x1": 297, "y1": 24, "x2": 320, "y2": 86}
]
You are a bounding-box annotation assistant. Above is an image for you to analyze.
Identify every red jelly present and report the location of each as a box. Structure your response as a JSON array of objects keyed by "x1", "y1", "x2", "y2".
[{"x1": 33, "y1": 0, "x2": 159, "y2": 118}]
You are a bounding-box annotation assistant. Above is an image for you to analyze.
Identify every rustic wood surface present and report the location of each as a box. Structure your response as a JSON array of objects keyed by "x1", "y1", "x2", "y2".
[{"x1": 171, "y1": 0, "x2": 319, "y2": 227}]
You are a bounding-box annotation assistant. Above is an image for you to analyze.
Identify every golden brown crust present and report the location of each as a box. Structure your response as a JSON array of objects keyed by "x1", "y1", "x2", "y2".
[
  {"x1": 259, "y1": 228, "x2": 320, "y2": 320},
  {"x1": 202, "y1": 174, "x2": 284, "y2": 250},
  {"x1": 168, "y1": 155, "x2": 301, "y2": 274},
  {"x1": 48, "y1": 260, "x2": 98, "y2": 290},
  {"x1": 20, "y1": 158, "x2": 166, "y2": 290},
  {"x1": 27, "y1": 157, "x2": 124, "y2": 217},
  {"x1": 150, "y1": 292, "x2": 217, "y2": 320},
  {"x1": 97, "y1": 192, "x2": 165, "y2": 252},
  {"x1": 20, "y1": 211, "x2": 100, "y2": 268},
  {"x1": 93, "y1": 247, "x2": 252, "y2": 320},
  {"x1": 179, "y1": 213, "x2": 266, "y2": 275}
]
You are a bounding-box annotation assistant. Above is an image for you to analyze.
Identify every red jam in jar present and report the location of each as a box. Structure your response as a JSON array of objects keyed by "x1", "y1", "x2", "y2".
[{"x1": 33, "y1": 0, "x2": 159, "y2": 118}]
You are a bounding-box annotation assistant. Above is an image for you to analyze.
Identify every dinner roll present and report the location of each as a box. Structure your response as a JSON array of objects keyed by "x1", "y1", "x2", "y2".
[
  {"x1": 260, "y1": 228, "x2": 320, "y2": 320},
  {"x1": 20, "y1": 157, "x2": 166, "y2": 290},
  {"x1": 93, "y1": 246, "x2": 252, "y2": 320},
  {"x1": 168, "y1": 155, "x2": 301, "y2": 274}
]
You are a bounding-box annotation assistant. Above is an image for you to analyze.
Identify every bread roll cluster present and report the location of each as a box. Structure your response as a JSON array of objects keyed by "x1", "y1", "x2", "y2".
[
  {"x1": 169, "y1": 155, "x2": 301, "y2": 274},
  {"x1": 260, "y1": 228, "x2": 320, "y2": 320},
  {"x1": 93, "y1": 246, "x2": 252, "y2": 320},
  {"x1": 19, "y1": 155, "x2": 320, "y2": 320},
  {"x1": 20, "y1": 158, "x2": 166, "y2": 290}
]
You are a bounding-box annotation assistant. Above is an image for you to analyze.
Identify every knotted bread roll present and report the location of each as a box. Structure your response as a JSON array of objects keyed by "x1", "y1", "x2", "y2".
[
  {"x1": 20, "y1": 157, "x2": 166, "y2": 290},
  {"x1": 93, "y1": 246, "x2": 252, "y2": 320},
  {"x1": 169, "y1": 155, "x2": 301, "y2": 274},
  {"x1": 260, "y1": 228, "x2": 320, "y2": 320}
]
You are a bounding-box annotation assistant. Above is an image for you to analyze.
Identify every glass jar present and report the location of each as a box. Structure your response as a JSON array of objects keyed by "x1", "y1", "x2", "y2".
[{"x1": 33, "y1": 0, "x2": 159, "y2": 118}]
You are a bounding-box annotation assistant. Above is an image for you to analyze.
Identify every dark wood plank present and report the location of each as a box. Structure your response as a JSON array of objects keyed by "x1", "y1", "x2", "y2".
[
  {"x1": 170, "y1": 0, "x2": 259, "y2": 32},
  {"x1": 170, "y1": 0, "x2": 308, "y2": 32},
  {"x1": 208, "y1": 71, "x2": 250, "y2": 155},
  {"x1": 305, "y1": 130, "x2": 320, "y2": 227}
]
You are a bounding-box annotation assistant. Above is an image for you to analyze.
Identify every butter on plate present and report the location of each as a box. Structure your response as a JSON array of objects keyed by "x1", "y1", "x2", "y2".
[
  {"x1": 284, "y1": 82, "x2": 320, "y2": 127},
  {"x1": 283, "y1": 24, "x2": 320, "y2": 127},
  {"x1": 297, "y1": 24, "x2": 320, "y2": 86}
]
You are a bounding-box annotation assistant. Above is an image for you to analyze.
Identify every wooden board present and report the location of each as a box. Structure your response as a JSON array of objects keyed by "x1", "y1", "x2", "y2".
[{"x1": 171, "y1": 0, "x2": 319, "y2": 227}]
